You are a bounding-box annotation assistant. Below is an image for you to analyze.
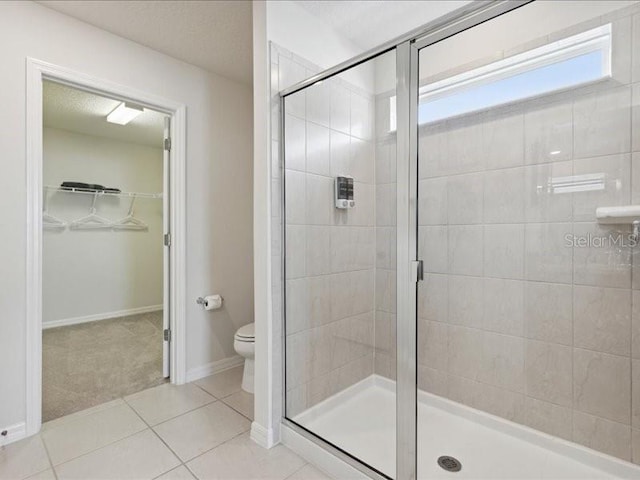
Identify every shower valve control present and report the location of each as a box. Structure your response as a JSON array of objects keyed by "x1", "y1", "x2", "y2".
[{"x1": 335, "y1": 176, "x2": 355, "y2": 209}]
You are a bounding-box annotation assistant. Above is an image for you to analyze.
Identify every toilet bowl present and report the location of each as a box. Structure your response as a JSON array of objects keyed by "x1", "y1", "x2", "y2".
[{"x1": 234, "y1": 322, "x2": 255, "y2": 394}]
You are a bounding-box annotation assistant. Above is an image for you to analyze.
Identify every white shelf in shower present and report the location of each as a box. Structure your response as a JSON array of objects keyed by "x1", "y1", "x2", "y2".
[{"x1": 596, "y1": 205, "x2": 640, "y2": 224}]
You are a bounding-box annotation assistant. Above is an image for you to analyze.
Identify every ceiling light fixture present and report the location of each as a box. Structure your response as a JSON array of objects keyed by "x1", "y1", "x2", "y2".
[{"x1": 106, "y1": 102, "x2": 144, "y2": 125}]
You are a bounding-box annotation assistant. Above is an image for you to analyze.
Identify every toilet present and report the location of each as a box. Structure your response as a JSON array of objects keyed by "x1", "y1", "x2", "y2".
[{"x1": 234, "y1": 322, "x2": 255, "y2": 393}]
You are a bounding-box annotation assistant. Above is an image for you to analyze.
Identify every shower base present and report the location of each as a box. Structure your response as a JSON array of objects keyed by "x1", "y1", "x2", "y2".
[{"x1": 293, "y1": 375, "x2": 640, "y2": 479}]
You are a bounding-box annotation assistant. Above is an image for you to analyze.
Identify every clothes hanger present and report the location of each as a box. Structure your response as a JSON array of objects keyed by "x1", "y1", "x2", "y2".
[
  {"x1": 42, "y1": 190, "x2": 67, "y2": 230},
  {"x1": 69, "y1": 192, "x2": 113, "y2": 230},
  {"x1": 111, "y1": 195, "x2": 148, "y2": 231}
]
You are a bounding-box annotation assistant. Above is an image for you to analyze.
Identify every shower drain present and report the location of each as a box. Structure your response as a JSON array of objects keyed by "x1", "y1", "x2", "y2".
[{"x1": 437, "y1": 456, "x2": 462, "y2": 473}]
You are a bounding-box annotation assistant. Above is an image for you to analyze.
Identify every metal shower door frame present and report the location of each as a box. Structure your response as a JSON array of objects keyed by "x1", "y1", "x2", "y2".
[{"x1": 278, "y1": 2, "x2": 533, "y2": 479}]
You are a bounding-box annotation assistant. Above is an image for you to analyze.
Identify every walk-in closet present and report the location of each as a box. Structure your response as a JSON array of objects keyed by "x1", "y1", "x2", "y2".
[{"x1": 42, "y1": 80, "x2": 168, "y2": 421}]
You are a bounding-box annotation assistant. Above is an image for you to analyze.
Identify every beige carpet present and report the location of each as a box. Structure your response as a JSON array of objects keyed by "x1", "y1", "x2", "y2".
[{"x1": 42, "y1": 311, "x2": 167, "y2": 422}]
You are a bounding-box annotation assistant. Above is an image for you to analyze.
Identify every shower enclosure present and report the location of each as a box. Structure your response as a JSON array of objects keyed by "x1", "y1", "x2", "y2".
[{"x1": 279, "y1": 1, "x2": 640, "y2": 478}]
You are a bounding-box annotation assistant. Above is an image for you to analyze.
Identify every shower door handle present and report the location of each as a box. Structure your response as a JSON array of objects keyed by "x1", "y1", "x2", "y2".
[{"x1": 411, "y1": 260, "x2": 423, "y2": 282}]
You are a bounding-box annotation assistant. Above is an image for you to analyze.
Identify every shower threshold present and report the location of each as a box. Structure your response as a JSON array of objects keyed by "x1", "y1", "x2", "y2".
[{"x1": 294, "y1": 375, "x2": 640, "y2": 479}]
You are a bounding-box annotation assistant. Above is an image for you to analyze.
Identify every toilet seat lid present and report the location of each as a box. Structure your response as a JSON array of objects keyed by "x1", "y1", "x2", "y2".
[{"x1": 235, "y1": 322, "x2": 255, "y2": 340}]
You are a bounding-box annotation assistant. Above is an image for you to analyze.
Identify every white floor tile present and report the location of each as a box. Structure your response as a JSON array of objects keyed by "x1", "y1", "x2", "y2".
[
  {"x1": 25, "y1": 469, "x2": 56, "y2": 480},
  {"x1": 187, "y1": 433, "x2": 306, "y2": 480},
  {"x1": 154, "y1": 465, "x2": 196, "y2": 480},
  {"x1": 153, "y1": 401, "x2": 250, "y2": 462},
  {"x1": 222, "y1": 390, "x2": 254, "y2": 420},
  {"x1": 194, "y1": 366, "x2": 244, "y2": 399},
  {"x1": 286, "y1": 465, "x2": 332, "y2": 480},
  {"x1": 55, "y1": 429, "x2": 180, "y2": 480},
  {"x1": 43, "y1": 399, "x2": 123, "y2": 432},
  {"x1": 42, "y1": 400, "x2": 147, "y2": 465},
  {"x1": 0, "y1": 435, "x2": 50, "y2": 480},
  {"x1": 125, "y1": 383, "x2": 215, "y2": 426}
]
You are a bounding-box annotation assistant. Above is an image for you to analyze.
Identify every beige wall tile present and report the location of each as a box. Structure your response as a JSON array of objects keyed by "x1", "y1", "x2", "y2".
[
  {"x1": 573, "y1": 86, "x2": 631, "y2": 159},
  {"x1": 524, "y1": 101, "x2": 573, "y2": 165},
  {"x1": 420, "y1": 226, "x2": 448, "y2": 274},
  {"x1": 573, "y1": 411, "x2": 631, "y2": 461},
  {"x1": 305, "y1": 123, "x2": 330, "y2": 177},
  {"x1": 573, "y1": 223, "x2": 632, "y2": 289},
  {"x1": 633, "y1": 290, "x2": 640, "y2": 358},
  {"x1": 419, "y1": 177, "x2": 447, "y2": 226},
  {"x1": 418, "y1": 320, "x2": 448, "y2": 371},
  {"x1": 284, "y1": 114, "x2": 306, "y2": 171},
  {"x1": 484, "y1": 224, "x2": 524, "y2": 280},
  {"x1": 483, "y1": 278, "x2": 524, "y2": 336},
  {"x1": 524, "y1": 282, "x2": 572, "y2": 345},
  {"x1": 482, "y1": 112, "x2": 524, "y2": 170},
  {"x1": 305, "y1": 226, "x2": 331, "y2": 276},
  {"x1": 523, "y1": 161, "x2": 573, "y2": 223},
  {"x1": 524, "y1": 223, "x2": 573, "y2": 284},
  {"x1": 633, "y1": 359, "x2": 640, "y2": 428},
  {"x1": 447, "y1": 173, "x2": 483, "y2": 225},
  {"x1": 448, "y1": 276, "x2": 483, "y2": 328},
  {"x1": 305, "y1": 174, "x2": 333, "y2": 226},
  {"x1": 306, "y1": 81, "x2": 330, "y2": 128},
  {"x1": 573, "y1": 286, "x2": 631, "y2": 356},
  {"x1": 573, "y1": 154, "x2": 631, "y2": 222},
  {"x1": 447, "y1": 326, "x2": 483, "y2": 380},
  {"x1": 479, "y1": 332, "x2": 525, "y2": 393},
  {"x1": 285, "y1": 225, "x2": 306, "y2": 279},
  {"x1": 375, "y1": 269, "x2": 396, "y2": 314},
  {"x1": 574, "y1": 348, "x2": 631, "y2": 424},
  {"x1": 633, "y1": 428, "x2": 640, "y2": 465},
  {"x1": 418, "y1": 366, "x2": 449, "y2": 397},
  {"x1": 449, "y1": 225, "x2": 483, "y2": 276},
  {"x1": 483, "y1": 168, "x2": 525, "y2": 223},
  {"x1": 331, "y1": 270, "x2": 375, "y2": 321},
  {"x1": 419, "y1": 273, "x2": 448, "y2": 323},
  {"x1": 525, "y1": 340, "x2": 572, "y2": 407},
  {"x1": 523, "y1": 397, "x2": 572, "y2": 441},
  {"x1": 376, "y1": 227, "x2": 396, "y2": 270},
  {"x1": 330, "y1": 226, "x2": 375, "y2": 273},
  {"x1": 285, "y1": 170, "x2": 306, "y2": 225}
]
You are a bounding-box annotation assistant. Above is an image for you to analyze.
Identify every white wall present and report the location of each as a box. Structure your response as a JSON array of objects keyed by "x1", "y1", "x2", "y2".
[
  {"x1": 0, "y1": 1, "x2": 253, "y2": 433},
  {"x1": 43, "y1": 128, "x2": 163, "y2": 323}
]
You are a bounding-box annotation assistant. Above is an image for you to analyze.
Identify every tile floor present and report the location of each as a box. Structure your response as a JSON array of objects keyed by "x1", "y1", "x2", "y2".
[
  {"x1": 42, "y1": 312, "x2": 167, "y2": 422},
  {"x1": 0, "y1": 366, "x2": 330, "y2": 480}
]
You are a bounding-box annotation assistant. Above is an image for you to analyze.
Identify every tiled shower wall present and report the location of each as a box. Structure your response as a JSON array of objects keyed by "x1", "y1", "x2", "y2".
[
  {"x1": 275, "y1": 1, "x2": 640, "y2": 465},
  {"x1": 412, "y1": 6, "x2": 640, "y2": 464},
  {"x1": 273, "y1": 45, "x2": 378, "y2": 417}
]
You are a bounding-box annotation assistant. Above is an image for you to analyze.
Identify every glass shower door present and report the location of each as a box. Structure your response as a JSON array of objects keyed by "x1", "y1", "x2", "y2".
[
  {"x1": 416, "y1": 1, "x2": 638, "y2": 478},
  {"x1": 282, "y1": 49, "x2": 398, "y2": 478}
]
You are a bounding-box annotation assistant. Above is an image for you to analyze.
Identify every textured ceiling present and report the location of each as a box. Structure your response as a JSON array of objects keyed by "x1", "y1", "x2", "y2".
[
  {"x1": 43, "y1": 81, "x2": 166, "y2": 148},
  {"x1": 38, "y1": 0, "x2": 253, "y2": 84},
  {"x1": 296, "y1": 0, "x2": 472, "y2": 51}
]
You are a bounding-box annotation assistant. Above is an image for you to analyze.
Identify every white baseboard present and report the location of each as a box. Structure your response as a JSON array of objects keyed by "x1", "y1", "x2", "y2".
[
  {"x1": 43, "y1": 304, "x2": 163, "y2": 329},
  {"x1": 0, "y1": 422, "x2": 26, "y2": 446},
  {"x1": 250, "y1": 421, "x2": 279, "y2": 448},
  {"x1": 186, "y1": 355, "x2": 245, "y2": 383}
]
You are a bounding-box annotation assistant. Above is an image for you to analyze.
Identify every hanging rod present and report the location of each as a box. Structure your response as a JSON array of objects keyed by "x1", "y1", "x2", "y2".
[{"x1": 44, "y1": 185, "x2": 163, "y2": 199}]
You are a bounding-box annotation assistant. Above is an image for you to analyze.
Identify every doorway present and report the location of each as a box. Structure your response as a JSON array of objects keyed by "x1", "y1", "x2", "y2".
[
  {"x1": 25, "y1": 59, "x2": 187, "y2": 435},
  {"x1": 41, "y1": 80, "x2": 170, "y2": 421}
]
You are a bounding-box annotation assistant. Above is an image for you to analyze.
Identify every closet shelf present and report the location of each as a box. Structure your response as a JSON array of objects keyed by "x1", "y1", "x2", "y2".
[{"x1": 44, "y1": 185, "x2": 162, "y2": 199}]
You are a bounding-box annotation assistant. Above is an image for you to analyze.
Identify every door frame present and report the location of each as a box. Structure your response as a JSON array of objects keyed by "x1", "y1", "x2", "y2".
[{"x1": 25, "y1": 57, "x2": 187, "y2": 436}]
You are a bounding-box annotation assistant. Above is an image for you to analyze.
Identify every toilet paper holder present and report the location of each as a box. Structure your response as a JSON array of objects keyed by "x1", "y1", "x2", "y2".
[{"x1": 196, "y1": 295, "x2": 224, "y2": 308}]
